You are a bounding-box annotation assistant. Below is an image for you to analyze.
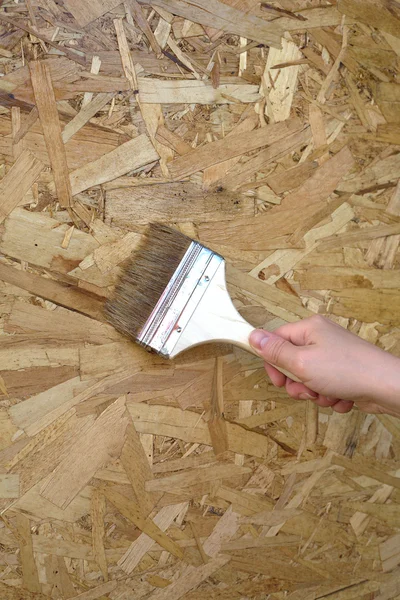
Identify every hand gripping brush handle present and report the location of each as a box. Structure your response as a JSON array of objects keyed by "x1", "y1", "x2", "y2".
[{"x1": 106, "y1": 225, "x2": 299, "y2": 382}]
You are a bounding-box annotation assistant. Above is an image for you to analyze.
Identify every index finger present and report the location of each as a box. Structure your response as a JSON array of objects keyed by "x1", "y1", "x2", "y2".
[{"x1": 270, "y1": 319, "x2": 310, "y2": 347}]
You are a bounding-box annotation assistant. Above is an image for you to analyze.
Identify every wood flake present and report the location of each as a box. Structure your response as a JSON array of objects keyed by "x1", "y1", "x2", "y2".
[
  {"x1": 0, "y1": 150, "x2": 44, "y2": 224},
  {"x1": 249, "y1": 203, "x2": 355, "y2": 284},
  {"x1": 62, "y1": 92, "x2": 115, "y2": 143},
  {"x1": 105, "y1": 183, "x2": 254, "y2": 225},
  {"x1": 260, "y1": 37, "x2": 301, "y2": 123},
  {"x1": 40, "y1": 396, "x2": 129, "y2": 508},
  {"x1": 128, "y1": 403, "x2": 275, "y2": 459},
  {"x1": 91, "y1": 490, "x2": 108, "y2": 581},
  {"x1": 118, "y1": 503, "x2": 187, "y2": 574},
  {"x1": 121, "y1": 423, "x2": 159, "y2": 517},
  {"x1": 0, "y1": 474, "x2": 19, "y2": 498},
  {"x1": 102, "y1": 486, "x2": 184, "y2": 560},
  {"x1": 0, "y1": 263, "x2": 105, "y2": 322},
  {"x1": 14, "y1": 513, "x2": 41, "y2": 593},
  {"x1": 134, "y1": 78, "x2": 261, "y2": 104},
  {"x1": 68, "y1": 134, "x2": 159, "y2": 195},
  {"x1": 140, "y1": 0, "x2": 282, "y2": 47},
  {"x1": 148, "y1": 555, "x2": 231, "y2": 600},
  {"x1": 29, "y1": 61, "x2": 72, "y2": 207},
  {"x1": 168, "y1": 119, "x2": 302, "y2": 180}
]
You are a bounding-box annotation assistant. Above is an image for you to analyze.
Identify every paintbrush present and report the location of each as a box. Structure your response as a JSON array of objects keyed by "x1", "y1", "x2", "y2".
[{"x1": 105, "y1": 223, "x2": 297, "y2": 381}]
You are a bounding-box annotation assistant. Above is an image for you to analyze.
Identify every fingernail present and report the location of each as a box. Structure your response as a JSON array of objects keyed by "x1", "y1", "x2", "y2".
[
  {"x1": 250, "y1": 330, "x2": 270, "y2": 351},
  {"x1": 299, "y1": 392, "x2": 318, "y2": 400}
]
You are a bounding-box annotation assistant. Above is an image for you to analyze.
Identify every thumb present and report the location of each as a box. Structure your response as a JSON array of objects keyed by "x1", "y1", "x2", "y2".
[{"x1": 249, "y1": 329, "x2": 299, "y2": 372}]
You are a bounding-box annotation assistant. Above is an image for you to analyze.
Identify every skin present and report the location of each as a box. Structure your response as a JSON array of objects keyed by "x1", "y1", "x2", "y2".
[{"x1": 249, "y1": 315, "x2": 400, "y2": 418}]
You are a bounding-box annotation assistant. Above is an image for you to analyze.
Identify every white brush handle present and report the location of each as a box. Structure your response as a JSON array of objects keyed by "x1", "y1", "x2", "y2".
[{"x1": 170, "y1": 262, "x2": 300, "y2": 383}]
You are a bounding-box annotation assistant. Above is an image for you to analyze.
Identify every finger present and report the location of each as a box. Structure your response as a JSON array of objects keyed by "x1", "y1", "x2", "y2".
[
  {"x1": 270, "y1": 320, "x2": 310, "y2": 347},
  {"x1": 285, "y1": 379, "x2": 318, "y2": 400},
  {"x1": 272, "y1": 315, "x2": 340, "y2": 347},
  {"x1": 271, "y1": 315, "x2": 330, "y2": 346},
  {"x1": 314, "y1": 396, "x2": 340, "y2": 408},
  {"x1": 332, "y1": 400, "x2": 354, "y2": 413},
  {"x1": 264, "y1": 362, "x2": 286, "y2": 387},
  {"x1": 250, "y1": 330, "x2": 301, "y2": 374}
]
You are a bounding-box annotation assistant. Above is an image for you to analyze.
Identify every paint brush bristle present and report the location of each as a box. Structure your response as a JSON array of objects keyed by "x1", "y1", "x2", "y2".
[{"x1": 105, "y1": 223, "x2": 192, "y2": 341}]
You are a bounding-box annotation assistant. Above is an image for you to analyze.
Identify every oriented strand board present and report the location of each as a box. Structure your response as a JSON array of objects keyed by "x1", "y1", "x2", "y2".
[{"x1": 0, "y1": 4, "x2": 400, "y2": 600}]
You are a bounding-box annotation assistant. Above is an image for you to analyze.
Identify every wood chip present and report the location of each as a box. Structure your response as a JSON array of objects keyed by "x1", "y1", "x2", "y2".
[
  {"x1": 121, "y1": 422, "x2": 160, "y2": 517},
  {"x1": 144, "y1": 0, "x2": 282, "y2": 47},
  {"x1": 102, "y1": 486, "x2": 184, "y2": 560},
  {"x1": 69, "y1": 134, "x2": 159, "y2": 195},
  {"x1": 69, "y1": 581, "x2": 118, "y2": 600},
  {"x1": 148, "y1": 555, "x2": 231, "y2": 600},
  {"x1": 40, "y1": 396, "x2": 129, "y2": 508},
  {"x1": 118, "y1": 503, "x2": 187, "y2": 574},
  {"x1": 0, "y1": 263, "x2": 105, "y2": 321},
  {"x1": 29, "y1": 62, "x2": 72, "y2": 207},
  {"x1": 0, "y1": 150, "x2": 43, "y2": 224},
  {"x1": 168, "y1": 119, "x2": 302, "y2": 180},
  {"x1": 260, "y1": 38, "x2": 301, "y2": 123},
  {"x1": 14, "y1": 513, "x2": 41, "y2": 593},
  {"x1": 105, "y1": 183, "x2": 254, "y2": 225},
  {"x1": 62, "y1": 92, "x2": 115, "y2": 143},
  {"x1": 0, "y1": 474, "x2": 19, "y2": 498},
  {"x1": 129, "y1": 403, "x2": 275, "y2": 458},
  {"x1": 91, "y1": 490, "x2": 108, "y2": 581}
]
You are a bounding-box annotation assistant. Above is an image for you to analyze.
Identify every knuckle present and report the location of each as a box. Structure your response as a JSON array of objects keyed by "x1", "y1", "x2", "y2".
[
  {"x1": 308, "y1": 314, "x2": 326, "y2": 327},
  {"x1": 266, "y1": 337, "x2": 287, "y2": 366},
  {"x1": 291, "y1": 352, "x2": 308, "y2": 379}
]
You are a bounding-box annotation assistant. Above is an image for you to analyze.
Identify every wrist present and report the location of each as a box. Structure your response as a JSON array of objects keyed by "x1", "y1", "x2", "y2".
[{"x1": 367, "y1": 349, "x2": 400, "y2": 411}]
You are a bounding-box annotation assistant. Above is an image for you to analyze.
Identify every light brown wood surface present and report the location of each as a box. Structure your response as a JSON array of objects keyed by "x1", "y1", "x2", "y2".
[
  {"x1": 0, "y1": 2, "x2": 399, "y2": 598},
  {"x1": 29, "y1": 62, "x2": 72, "y2": 207}
]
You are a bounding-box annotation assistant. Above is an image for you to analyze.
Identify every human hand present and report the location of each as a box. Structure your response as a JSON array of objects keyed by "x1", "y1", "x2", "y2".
[{"x1": 249, "y1": 315, "x2": 400, "y2": 417}]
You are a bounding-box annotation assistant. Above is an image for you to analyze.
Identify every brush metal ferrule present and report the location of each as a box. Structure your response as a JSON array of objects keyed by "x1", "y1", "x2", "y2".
[{"x1": 137, "y1": 241, "x2": 223, "y2": 357}]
